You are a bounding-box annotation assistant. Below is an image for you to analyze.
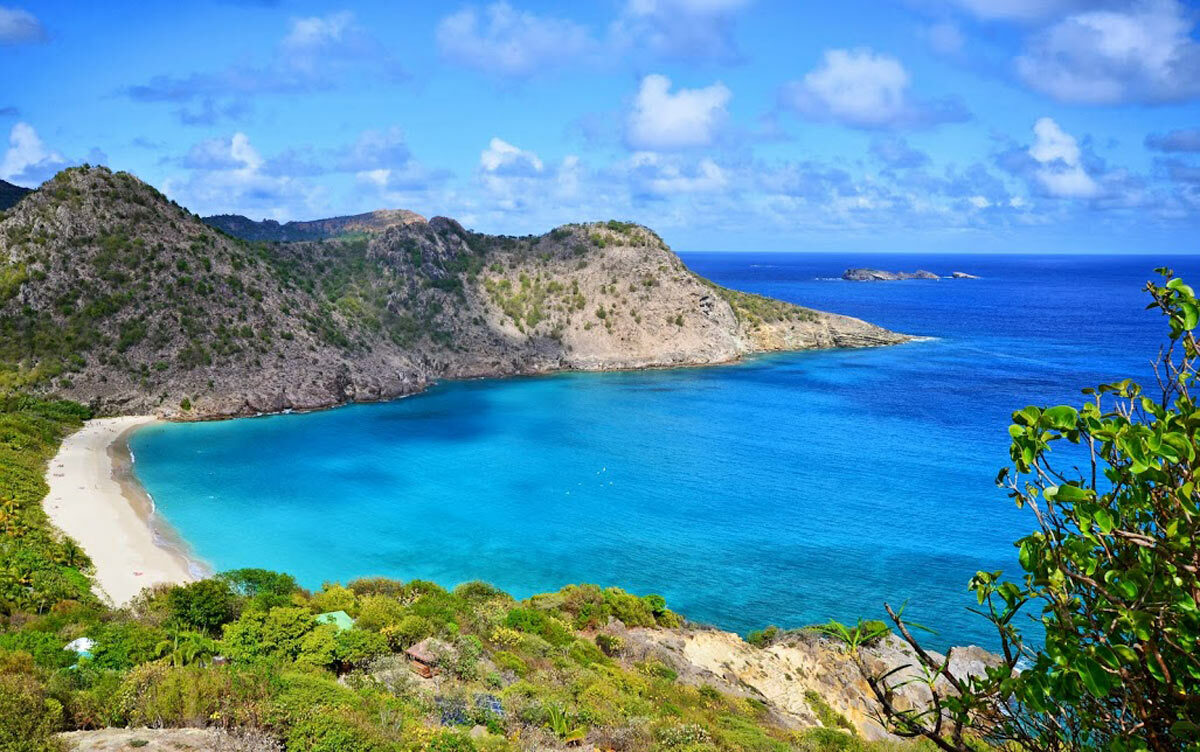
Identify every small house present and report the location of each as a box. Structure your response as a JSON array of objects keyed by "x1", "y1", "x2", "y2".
[
  {"x1": 64, "y1": 637, "x2": 94, "y2": 659},
  {"x1": 315, "y1": 610, "x2": 355, "y2": 631},
  {"x1": 405, "y1": 637, "x2": 446, "y2": 678}
]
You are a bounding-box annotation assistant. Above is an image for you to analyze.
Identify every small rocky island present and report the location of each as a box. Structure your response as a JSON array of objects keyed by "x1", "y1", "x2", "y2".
[
  {"x1": 842, "y1": 268, "x2": 940, "y2": 281},
  {"x1": 842, "y1": 268, "x2": 980, "y2": 281}
]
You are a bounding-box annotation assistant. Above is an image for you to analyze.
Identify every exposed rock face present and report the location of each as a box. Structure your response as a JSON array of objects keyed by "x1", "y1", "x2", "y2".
[
  {"x1": 0, "y1": 178, "x2": 31, "y2": 211},
  {"x1": 607, "y1": 623, "x2": 998, "y2": 742},
  {"x1": 842, "y1": 268, "x2": 940, "y2": 281},
  {"x1": 951, "y1": 271, "x2": 981, "y2": 279},
  {"x1": 0, "y1": 167, "x2": 908, "y2": 418},
  {"x1": 203, "y1": 208, "x2": 426, "y2": 243}
]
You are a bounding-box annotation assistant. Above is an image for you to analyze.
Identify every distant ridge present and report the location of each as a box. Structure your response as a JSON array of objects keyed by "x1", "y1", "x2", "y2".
[
  {"x1": 0, "y1": 178, "x2": 31, "y2": 211},
  {"x1": 203, "y1": 208, "x2": 426, "y2": 242}
]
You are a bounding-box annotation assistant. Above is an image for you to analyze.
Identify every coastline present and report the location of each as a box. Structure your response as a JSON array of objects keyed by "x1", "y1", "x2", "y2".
[{"x1": 44, "y1": 416, "x2": 204, "y2": 606}]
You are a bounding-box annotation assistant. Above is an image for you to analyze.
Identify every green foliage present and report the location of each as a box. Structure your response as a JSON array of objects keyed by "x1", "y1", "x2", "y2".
[
  {"x1": 870, "y1": 271, "x2": 1200, "y2": 752},
  {"x1": 0, "y1": 653, "x2": 66, "y2": 752},
  {"x1": 804, "y1": 690, "x2": 856, "y2": 733},
  {"x1": 706, "y1": 280, "x2": 818, "y2": 327},
  {"x1": 166, "y1": 578, "x2": 235, "y2": 633},
  {"x1": 0, "y1": 397, "x2": 93, "y2": 614},
  {"x1": 746, "y1": 625, "x2": 779, "y2": 647}
]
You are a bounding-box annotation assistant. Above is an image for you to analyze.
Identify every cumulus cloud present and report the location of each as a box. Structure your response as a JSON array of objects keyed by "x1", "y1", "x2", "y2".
[
  {"x1": 127, "y1": 12, "x2": 403, "y2": 124},
  {"x1": 480, "y1": 137, "x2": 545, "y2": 176},
  {"x1": 165, "y1": 133, "x2": 324, "y2": 219},
  {"x1": 870, "y1": 136, "x2": 931, "y2": 168},
  {"x1": 168, "y1": 129, "x2": 447, "y2": 219},
  {"x1": 1027, "y1": 117, "x2": 1101, "y2": 198},
  {"x1": 0, "y1": 122, "x2": 70, "y2": 185},
  {"x1": 0, "y1": 6, "x2": 45, "y2": 45},
  {"x1": 781, "y1": 49, "x2": 969, "y2": 129},
  {"x1": 611, "y1": 0, "x2": 753, "y2": 62},
  {"x1": 436, "y1": 3, "x2": 596, "y2": 77},
  {"x1": 626, "y1": 152, "x2": 728, "y2": 197},
  {"x1": 1146, "y1": 128, "x2": 1200, "y2": 152},
  {"x1": 1016, "y1": 0, "x2": 1200, "y2": 104},
  {"x1": 473, "y1": 138, "x2": 589, "y2": 213},
  {"x1": 626, "y1": 74, "x2": 731, "y2": 150}
]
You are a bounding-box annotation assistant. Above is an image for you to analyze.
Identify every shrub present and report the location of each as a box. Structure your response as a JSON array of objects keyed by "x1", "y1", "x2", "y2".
[{"x1": 0, "y1": 660, "x2": 65, "y2": 752}]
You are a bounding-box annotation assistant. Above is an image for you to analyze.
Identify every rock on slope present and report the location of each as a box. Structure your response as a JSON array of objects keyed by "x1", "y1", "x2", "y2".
[
  {"x1": 607, "y1": 623, "x2": 997, "y2": 742},
  {"x1": 0, "y1": 167, "x2": 908, "y2": 418}
]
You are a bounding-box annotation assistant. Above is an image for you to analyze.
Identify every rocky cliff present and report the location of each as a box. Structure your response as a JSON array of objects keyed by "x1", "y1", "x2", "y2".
[{"x1": 0, "y1": 167, "x2": 908, "y2": 418}]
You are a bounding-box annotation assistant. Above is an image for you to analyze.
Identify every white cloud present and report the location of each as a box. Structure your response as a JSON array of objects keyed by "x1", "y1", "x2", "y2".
[
  {"x1": 165, "y1": 132, "x2": 324, "y2": 220},
  {"x1": 0, "y1": 6, "x2": 45, "y2": 45},
  {"x1": 436, "y1": 3, "x2": 595, "y2": 78},
  {"x1": 612, "y1": 0, "x2": 752, "y2": 61},
  {"x1": 781, "y1": 49, "x2": 968, "y2": 129},
  {"x1": 627, "y1": 152, "x2": 728, "y2": 195},
  {"x1": 1016, "y1": 0, "x2": 1200, "y2": 104},
  {"x1": 1028, "y1": 117, "x2": 1101, "y2": 198},
  {"x1": 0, "y1": 122, "x2": 68, "y2": 185},
  {"x1": 127, "y1": 12, "x2": 402, "y2": 124},
  {"x1": 480, "y1": 137, "x2": 544, "y2": 175},
  {"x1": 626, "y1": 74, "x2": 731, "y2": 150},
  {"x1": 282, "y1": 11, "x2": 355, "y2": 53}
]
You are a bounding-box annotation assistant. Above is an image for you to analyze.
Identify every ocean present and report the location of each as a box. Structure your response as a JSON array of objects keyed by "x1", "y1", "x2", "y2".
[{"x1": 128, "y1": 253, "x2": 1200, "y2": 649}]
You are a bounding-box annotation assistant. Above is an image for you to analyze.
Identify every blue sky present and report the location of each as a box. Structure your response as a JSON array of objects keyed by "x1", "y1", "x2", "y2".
[{"x1": 2, "y1": 0, "x2": 1200, "y2": 253}]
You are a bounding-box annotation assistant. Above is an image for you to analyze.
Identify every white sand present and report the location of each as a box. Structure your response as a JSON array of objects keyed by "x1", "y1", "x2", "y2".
[{"x1": 44, "y1": 416, "x2": 196, "y2": 605}]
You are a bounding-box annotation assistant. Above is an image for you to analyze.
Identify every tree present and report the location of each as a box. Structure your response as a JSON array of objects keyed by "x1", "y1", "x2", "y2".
[
  {"x1": 167, "y1": 579, "x2": 235, "y2": 633},
  {"x1": 864, "y1": 271, "x2": 1200, "y2": 751}
]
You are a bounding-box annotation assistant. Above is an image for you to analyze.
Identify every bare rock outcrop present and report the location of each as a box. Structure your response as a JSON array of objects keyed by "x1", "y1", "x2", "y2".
[{"x1": 606, "y1": 622, "x2": 998, "y2": 742}]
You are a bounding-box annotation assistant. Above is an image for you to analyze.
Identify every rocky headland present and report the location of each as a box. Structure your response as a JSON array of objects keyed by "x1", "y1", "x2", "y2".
[{"x1": 0, "y1": 167, "x2": 909, "y2": 419}]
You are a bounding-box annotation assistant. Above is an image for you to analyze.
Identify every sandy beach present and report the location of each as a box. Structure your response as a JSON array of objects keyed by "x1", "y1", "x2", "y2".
[{"x1": 44, "y1": 416, "x2": 198, "y2": 605}]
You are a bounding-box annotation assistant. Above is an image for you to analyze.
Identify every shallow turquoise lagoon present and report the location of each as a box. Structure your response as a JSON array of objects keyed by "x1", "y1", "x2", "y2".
[{"x1": 130, "y1": 253, "x2": 1200, "y2": 648}]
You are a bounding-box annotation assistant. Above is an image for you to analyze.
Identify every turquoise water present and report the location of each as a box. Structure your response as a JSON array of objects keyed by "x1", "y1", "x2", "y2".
[{"x1": 130, "y1": 253, "x2": 1200, "y2": 648}]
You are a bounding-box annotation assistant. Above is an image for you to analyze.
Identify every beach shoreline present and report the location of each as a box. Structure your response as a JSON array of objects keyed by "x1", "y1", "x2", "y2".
[{"x1": 43, "y1": 416, "x2": 204, "y2": 606}]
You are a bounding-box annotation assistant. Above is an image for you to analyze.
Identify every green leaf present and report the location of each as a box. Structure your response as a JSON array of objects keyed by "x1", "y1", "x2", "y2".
[{"x1": 1042, "y1": 405, "x2": 1078, "y2": 430}]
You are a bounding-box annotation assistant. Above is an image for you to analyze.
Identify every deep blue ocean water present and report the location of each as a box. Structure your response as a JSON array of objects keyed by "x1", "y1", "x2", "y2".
[{"x1": 129, "y1": 253, "x2": 1200, "y2": 649}]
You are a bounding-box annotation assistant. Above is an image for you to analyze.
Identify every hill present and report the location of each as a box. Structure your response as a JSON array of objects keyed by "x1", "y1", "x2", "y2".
[
  {"x1": 0, "y1": 178, "x2": 31, "y2": 211},
  {"x1": 203, "y1": 208, "x2": 426, "y2": 242},
  {"x1": 0, "y1": 167, "x2": 907, "y2": 418}
]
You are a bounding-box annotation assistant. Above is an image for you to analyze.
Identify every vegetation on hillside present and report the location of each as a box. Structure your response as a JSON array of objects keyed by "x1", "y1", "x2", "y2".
[{"x1": 0, "y1": 167, "x2": 851, "y2": 418}]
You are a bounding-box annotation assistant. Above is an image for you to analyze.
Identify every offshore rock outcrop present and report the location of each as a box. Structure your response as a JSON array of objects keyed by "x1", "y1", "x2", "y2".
[
  {"x1": 0, "y1": 167, "x2": 909, "y2": 418},
  {"x1": 842, "y1": 268, "x2": 940, "y2": 281}
]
